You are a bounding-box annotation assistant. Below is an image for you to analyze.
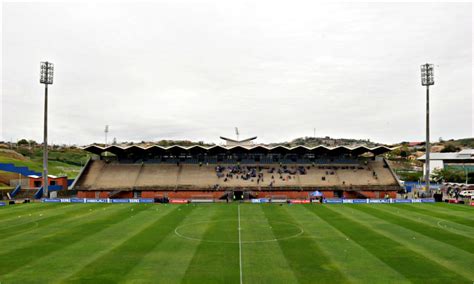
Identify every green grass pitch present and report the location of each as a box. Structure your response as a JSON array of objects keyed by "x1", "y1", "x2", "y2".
[{"x1": 0, "y1": 202, "x2": 473, "y2": 283}]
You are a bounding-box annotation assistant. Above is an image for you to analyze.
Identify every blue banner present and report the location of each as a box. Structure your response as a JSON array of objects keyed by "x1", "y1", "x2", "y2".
[
  {"x1": 0, "y1": 202, "x2": 5, "y2": 206},
  {"x1": 85, "y1": 198, "x2": 108, "y2": 203},
  {"x1": 40, "y1": 198, "x2": 156, "y2": 204},
  {"x1": 110, "y1": 199, "x2": 155, "y2": 203},
  {"x1": 43, "y1": 198, "x2": 61, "y2": 203},
  {"x1": 325, "y1": 199, "x2": 343, "y2": 204},
  {"x1": 421, "y1": 198, "x2": 435, "y2": 203},
  {"x1": 48, "y1": 185, "x2": 63, "y2": 191},
  {"x1": 369, "y1": 199, "x2": 390, "y2": 204},
  {"x1": 42, "y1": 198, "x2": 72, "y2": 203},
  {"x1": 393, "y1": 199, "x2": 412, "y2": 203},
  {"x1": 342, "y1": 199, "x2": 369, "y2": 204},
  {"x1": 111, "y1": 199, "x2": 129, "y2": 203}
]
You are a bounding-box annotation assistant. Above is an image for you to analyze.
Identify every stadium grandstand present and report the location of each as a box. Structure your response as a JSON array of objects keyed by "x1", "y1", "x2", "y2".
[{"x1": 73, "y1": 137, "x2": 402, "y2": 201}]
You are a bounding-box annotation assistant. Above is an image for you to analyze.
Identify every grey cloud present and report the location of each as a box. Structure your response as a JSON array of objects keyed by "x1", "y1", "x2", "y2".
[{"x1": 1, "y1": 2, "x2": 472, "y2": 146}]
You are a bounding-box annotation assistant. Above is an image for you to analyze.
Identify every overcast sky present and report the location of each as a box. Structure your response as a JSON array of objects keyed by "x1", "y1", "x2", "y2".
[{"x1": 1, "y1": 2, "x2": 473, "y2": 146}]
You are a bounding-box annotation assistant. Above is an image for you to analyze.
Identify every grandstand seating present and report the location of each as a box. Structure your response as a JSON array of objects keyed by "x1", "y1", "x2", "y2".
[
  {"x1": 75, "y1": 159, "x2": 398, "y2": 191},
  {"x1": 0, "y1": 163, "x2": 42, "y2": 176},
  {"x1": 135, "y1": 164, "x2": 179, "y2": 187},
  {"x1": 94, "y1": 164, "x2": 142, "y2": 189},
  {"x1": 75, "y1": 160, "x2": 107, "y2": 188}
]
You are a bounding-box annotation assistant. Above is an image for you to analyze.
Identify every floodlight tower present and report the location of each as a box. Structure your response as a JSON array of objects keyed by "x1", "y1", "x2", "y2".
[
  {"x1": 105, "y1": 125, "x2": 109, "y2": 157},
  {"x1": 40, "y1": 61, "x2": 54, "y2": 197},
  {"x1": 105, "y1": 125, "x2": 109, "y2": 145},
  {"x1": 421, "y1": 63, "x2": 434, "y2": 193}
]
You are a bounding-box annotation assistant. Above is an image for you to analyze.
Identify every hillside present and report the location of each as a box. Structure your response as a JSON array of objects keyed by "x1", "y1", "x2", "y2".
[
  {"x1": 0, "y1": 147, "x2": 88, "y2": 184},
  {"x1": 267, "y1": 137, "x2": 382, "y2": 148},
  {"x1": 440, "y1": 137, "x2": 474, "y2": 149},
  {"x1": 1, "y1": 136, "x2": 471, "y2": 185}
]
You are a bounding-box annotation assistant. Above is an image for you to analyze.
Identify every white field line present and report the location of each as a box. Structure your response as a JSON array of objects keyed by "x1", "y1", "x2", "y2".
[{"x1": 238, "y1": 204, "x2": 243, "y2": 284}]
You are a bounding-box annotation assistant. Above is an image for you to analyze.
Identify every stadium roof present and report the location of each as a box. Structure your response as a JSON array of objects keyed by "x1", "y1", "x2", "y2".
[
  {"x1": 83, "y1": 144, "x2": 395, "y2": 156},
  {"x1": 219, "y1": 136, "x2": 257, "y2": 143}
]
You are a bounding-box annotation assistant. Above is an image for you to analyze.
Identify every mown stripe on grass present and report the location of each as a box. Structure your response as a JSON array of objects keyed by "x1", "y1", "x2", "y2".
[
  {"x1": 238, "y1": 204, "x2": 299, "y2": 284},
  {"x1": 425, "y1": 202, "x2": 474, "y2": 213},
  {"x1": 385, "y1": 204, "x2": 474, "y2": 235},
  {"x1": 0, "y1": 204, "x2": 102, "y2": 240},
  {"x1": 0, "y1": 203, "x2": 70, "y2": 220},
  {"x1": 123, "y1": 204, "x2": 224, "y2": 283},
  {"x1": 355, "y1": 205, "x2": 474, "y2": 253},
  {"x1": 0, "y1": 204, "x2": 149, "y2": 276},
  {"x1": 181, "y1": 204, "x2": 240, "y2": 284},
  {"x1": 311, "y1": 205, "x2": 469, "y2": 283},
  {"x1": 420, "y1": 203, "x2": 474, "y2": 219},
  {"x1": 398, "y1": 204, "x2": 474, "y2": 227},
  {"x1": 289, "y1": 205, "x2": 410, "y2": 283},
  {"x1": 334, "y1": 205, "x2": 474, "y2": 281},
  {"x1": 0, "y1": 202, "x2": 56, "y2": 212},
  {"x1": 65, "y1": 204, "x2": 195, "y2": 283},
  {"x1": 0, "y1": 204, "x2": 115, "y2": 253},
  {"x1": 1, "y1": 204, "x2": 177, "y2": 283},
  {"x1": 261, "y1": 204, "x2": 349, "y2": 284}
]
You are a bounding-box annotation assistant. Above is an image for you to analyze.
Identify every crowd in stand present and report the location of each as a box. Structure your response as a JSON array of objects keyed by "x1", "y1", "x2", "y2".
[
  {"x1": 214, "y1": 164, "x2": 311, "y2": 187},
  {"x1": 215, "y1": 165, "x2": 260, "y2": 182},
  {"x1": 212, "y1": 162, "x2": 380, "y2": 188}
]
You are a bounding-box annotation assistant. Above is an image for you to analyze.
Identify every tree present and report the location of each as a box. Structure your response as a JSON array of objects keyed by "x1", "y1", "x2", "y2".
[
  {"x1": 400, "y1": 150, "x2": 408, "y2": 158},
  {"x1": 17, "y1": 139, "x2": 29, "y2": 146},
  {"x1": 441, "y1": 143, "x2": 461, "y2": 153},
  {"x1": 431, "y1": 168, "x2": 465, "y2": 183},
  {"x1": 397, "y1": 171, "x2": 423, "y2": 182}
]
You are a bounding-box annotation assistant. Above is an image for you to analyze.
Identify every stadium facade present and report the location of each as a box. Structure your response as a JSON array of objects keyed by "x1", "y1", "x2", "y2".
[{"x1": 73, "y1": 141, "x2": 402, "y2": 201}]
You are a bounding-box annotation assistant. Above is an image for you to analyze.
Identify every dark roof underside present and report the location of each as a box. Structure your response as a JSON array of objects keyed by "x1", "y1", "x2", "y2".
[{"x1": 83, "y1": 144, "x2": 394, "y2": 156}]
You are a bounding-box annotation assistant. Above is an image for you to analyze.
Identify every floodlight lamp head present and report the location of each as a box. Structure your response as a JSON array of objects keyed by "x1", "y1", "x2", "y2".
[
  {"x1": 420, "y1": 63, "x2": 434, "y2": 86},
  {"x1": 40, "y1": 61, "x2": 54, "y2": 84}
]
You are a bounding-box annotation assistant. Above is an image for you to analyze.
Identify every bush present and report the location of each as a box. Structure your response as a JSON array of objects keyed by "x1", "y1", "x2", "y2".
[
  {"x1": 431, "y1": 168, "x2": 466, "y2": 183},
  {"x1": 397, "y1": 171, "x2": 423, "y2": 182},
  {"x1": 441, "y1": 143, "x2": 461, "y2": 153}
]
